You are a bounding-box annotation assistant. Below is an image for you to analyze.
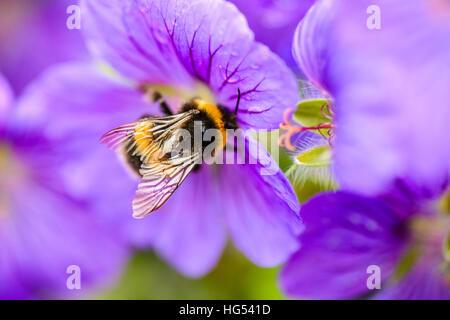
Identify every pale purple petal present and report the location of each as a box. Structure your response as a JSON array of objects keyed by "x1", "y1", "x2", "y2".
[
  {"x1": 0, "y1": 0, "x2": 87, "y2": 94},
  {"x1": 229, "y1": 0, "x2": 315, "y2": 70},
  {"x1": 221, "y1": 135, "x2": 302, "y2": 267},
  {"x1": 126, "y1": 167, "x2": 227, "y2": 278},
  {"x1": 82, "y1": 0, "x2": 298, "y2": 129},
  {"x1": 280, "y1": 192, "x2": 408, "y2": 299},
  {"x1": 0, "y1": 73, "x2": 13, "y2": 131}
]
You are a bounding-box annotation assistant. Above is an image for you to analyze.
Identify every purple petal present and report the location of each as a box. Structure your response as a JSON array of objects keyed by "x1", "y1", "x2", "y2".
[
  {"x1": 280, "y1": 191, "x2": 408, "y2": 299},
  {"x1": 292, "y1": 0, "x2": 335, "y2": 92},
  {"x1": 14, "y1": 62, "x2": 151, "y2": 138},
  {"x1": 221, "y1": 135, "x2": 302, "y2": 267},
  {"x1": 2, "y1": 181, "x2": 127, "y2": 297},
  {"x1": 126, "y1": 167, "x2": 227, "y2": 278},
  {"x1": 375, "y1": 256, "x2": 450, "y2": 300},
  {"x1": 229, "y1": 0, "x2": 316, "y2": 70},
  {"x1": 213, "y1": 42, "x2": 298, "y2": 129},
  {"x1": 82, "y1": 0, "x2": 298, "y2": 129},
  {"x1": 0, "y1": 73, "x2": 14, "y2": 134},
  {"x1": 0, "y1": 232, "x2": 29, "y2": 299},
  {"x1": 0, "y1": 0, "x2": 87, "y2": 94},
  {"x1": 82, "y1": 0, "x2": 193, "y2": 86},
  {"x1": 6, "y1": 69, "x2": 130, "y2": 295}
]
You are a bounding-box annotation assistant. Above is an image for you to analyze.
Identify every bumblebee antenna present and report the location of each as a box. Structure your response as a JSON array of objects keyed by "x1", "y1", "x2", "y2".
[{"x1": 235, "y1": 88, "x2": 241, "y2": 114}]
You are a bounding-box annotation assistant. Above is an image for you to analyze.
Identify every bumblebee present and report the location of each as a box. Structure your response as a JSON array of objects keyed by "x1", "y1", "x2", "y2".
[{"x1": 101, "y1": 90, "x2": 240, "y2": 218}]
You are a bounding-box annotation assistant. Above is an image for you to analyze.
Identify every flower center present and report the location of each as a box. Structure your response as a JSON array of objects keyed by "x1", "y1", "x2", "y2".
[
  {"x1": 394, "y1": 201, "x2": 450, "y2": 282},
  {"x1": 139, "y1": 82, "x2": 217, "y2": 114},
  {"x1": 279, "y1": 102, "x2": 335, "y2": 152},
  {"x1": 0, "y1": 144, "x2": 13, "y2": 220},
  {"x1": 410, "y1": 215, "x2": 449, "y2": 249}
]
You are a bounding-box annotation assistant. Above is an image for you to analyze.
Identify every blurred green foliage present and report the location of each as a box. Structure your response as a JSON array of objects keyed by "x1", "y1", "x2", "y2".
[{"x1": 99, "y1": 246, "x2": 283, "y2": 300}]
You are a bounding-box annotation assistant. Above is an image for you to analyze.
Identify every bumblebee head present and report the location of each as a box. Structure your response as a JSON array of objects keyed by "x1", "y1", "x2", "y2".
[{"x1": 180, "y1": 98, "x2": 240, "y2": 150}]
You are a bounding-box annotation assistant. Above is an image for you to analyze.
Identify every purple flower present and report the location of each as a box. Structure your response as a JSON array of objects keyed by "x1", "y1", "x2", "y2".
[
  {"x1": 292, "y1": 0, "x2": 450, "y2": 195},
  {"x1": 280, "y1": 0, "x2": 450, "y2": 299},
  {"x1": 0, "y1": 73, "x2": 127, "y2": 299},
  {"x1": 19, "y1": 0, "x2": 302, "y2": 277},
  {"x1": 280, "y1": 181, "x2": 450, "y2": 299},
  {"x1": 228, "y1": 0, "x2": 315, "y2": 69},
  {"x1": 0, "y1": 0, "x2": 88, "y2": 95}
]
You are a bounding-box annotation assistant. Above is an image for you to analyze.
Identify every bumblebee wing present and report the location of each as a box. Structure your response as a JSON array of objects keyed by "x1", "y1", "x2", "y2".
[
  {"x1": 132, "y1": 153, "x2": 200, "y2": 218},
  {"x1": 100, "y1": 111, "x2": 197, "y2": 153},
  {"x1": 100, "y1": 110, "x2": 200, "y2": 218},
  {"x1": 100, "y1": 122, "x2": 138, "y2": 151}
]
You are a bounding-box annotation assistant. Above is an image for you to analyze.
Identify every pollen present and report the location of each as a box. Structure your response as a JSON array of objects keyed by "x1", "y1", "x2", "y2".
[{"x1": 133, "y1": 121, "x2": 154, "y2": 155}]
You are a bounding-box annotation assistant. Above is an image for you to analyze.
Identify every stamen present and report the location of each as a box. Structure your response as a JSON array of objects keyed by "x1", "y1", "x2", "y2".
[
  {"x1": 279, "y1": 109, "x2": 302, "y2": 151},
  {"x1": 279, "y1": 108, "x2": 334, "y2": 151},
  {"x1": 321, "y1": 103, "x2": 333, "y2": 120}
]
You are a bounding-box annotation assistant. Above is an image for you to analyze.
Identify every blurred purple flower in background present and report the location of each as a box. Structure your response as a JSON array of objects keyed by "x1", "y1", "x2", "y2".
[
  {"x1": 281, "y1": 182, "x2": 450, "y2": 299},
  {"x1": 0, "y1": 0, "x2": 87, "y2": 94},
  {"x1": 18, "y1": 0, "x2": 303, "y2": 277},
  {"x1": 280, "y1": 0, "x2": 450, "y2": 299},
  {"x1": 292, "y1": 0, "x2": 450, "y2": 195},
  {"x1": 228, "y1": 0, "x2": 315, "y2": 70},
  {"x1": 0, "y1": 73, "x2": 127, "y2": 299}
]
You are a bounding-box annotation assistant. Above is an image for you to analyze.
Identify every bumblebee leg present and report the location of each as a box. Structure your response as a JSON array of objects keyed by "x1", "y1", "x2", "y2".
[
  {"x1": 139, "y1": 114, "x2": 152, "y2": 120},
  {"x1": 152, "y1": 92, "x2": 174, "y2": 116}
]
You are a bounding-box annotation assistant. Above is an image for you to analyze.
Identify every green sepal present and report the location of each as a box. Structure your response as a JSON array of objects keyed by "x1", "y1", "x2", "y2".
[
  {"x1": 296, "y1": 145, "x2": 332, "y2": 168},
  {"x1": 293, "y1": 99, "x2": 331, "y2": 128}
]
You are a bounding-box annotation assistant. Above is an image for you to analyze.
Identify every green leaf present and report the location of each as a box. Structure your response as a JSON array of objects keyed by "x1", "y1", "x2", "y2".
[
  {"x1": 439, "y1": 192, "x2": 450, "y2": 213},
  {"x1": 393, "y1": 246, "x2": 421, "y2": 281},
  {"x1": 293, "y1": 98, "x2": 331, "y2": 128},
  {"x1": 97, "y1": 247, "x2": 282, "y2": 299},
  {"x1": 296, "y1": 145, "x2": 332, "y2": 167},
  {"x1": 443, "y1": 232, "x2": 450, "y2": 262}
]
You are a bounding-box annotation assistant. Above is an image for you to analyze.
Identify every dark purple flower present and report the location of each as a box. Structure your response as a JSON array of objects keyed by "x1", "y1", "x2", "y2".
[
  {"x1": 228, "y1": 0, "x2": 315, "y2": 69},
  {"x1": 18, "y1": 0, "x2": 302, "y2": 277},
  {"x1": 280, "y1": 181, "x2": 450, "y2": 299},
  {"x1": 0, "y1": 73, "x2": 127, "y2": 299},
  {"x1": 0, "y1": 0, "x2": 88, "y2": 94},
  {"x1": 292, "y1": 0, "x2": 450, "y2": 195}
]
